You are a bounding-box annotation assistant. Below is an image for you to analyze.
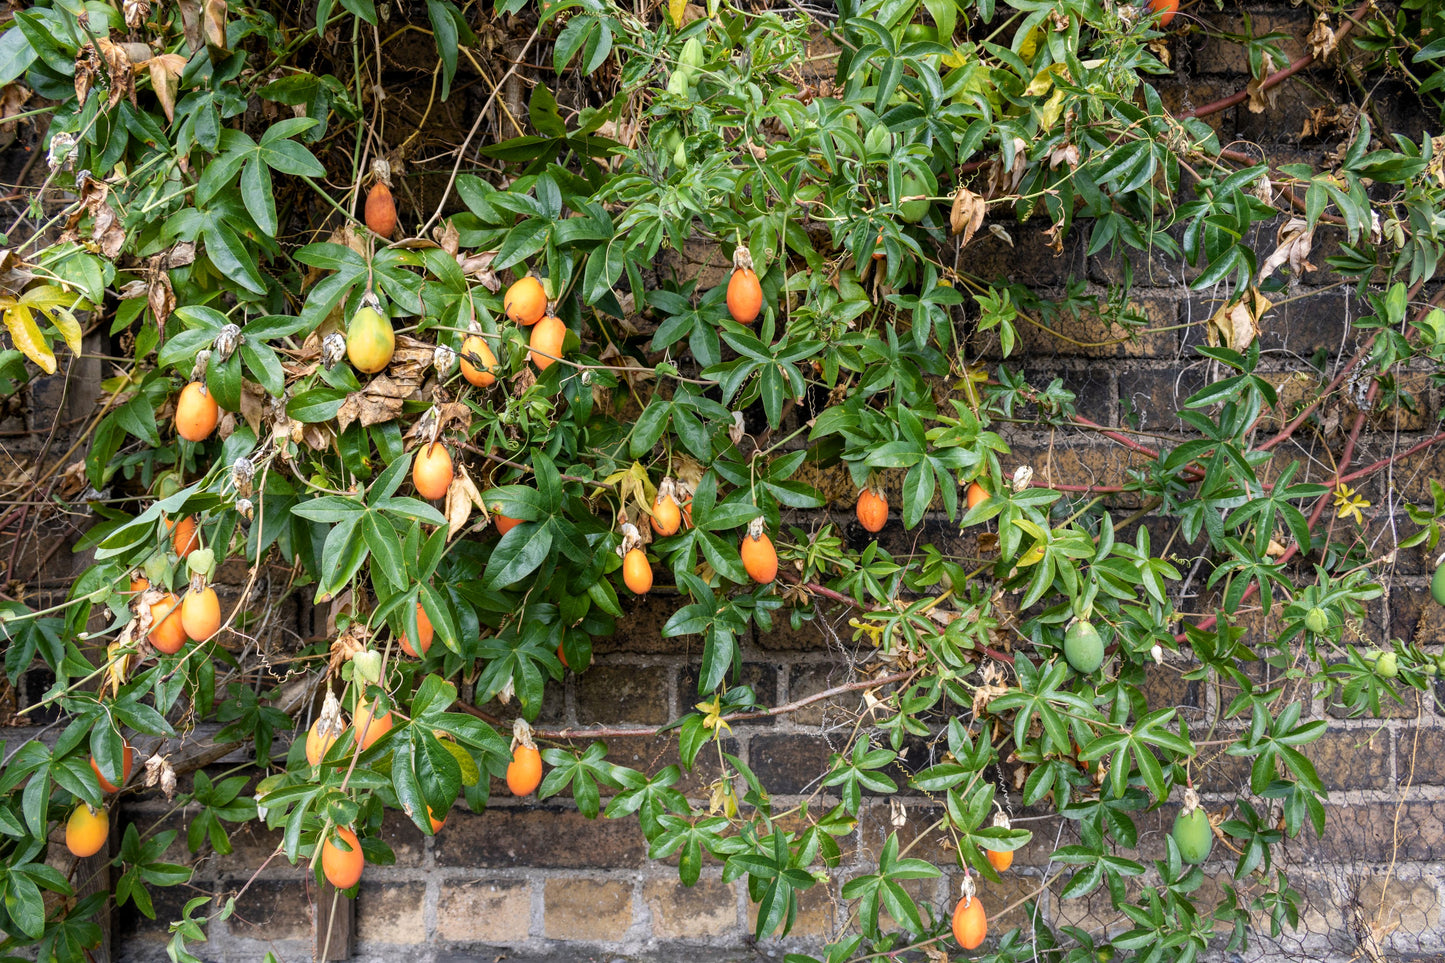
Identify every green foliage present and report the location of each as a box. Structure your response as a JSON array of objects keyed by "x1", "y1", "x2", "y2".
[{"x1": 0, "y1": 0, "x2": 1441, "y2": 959}]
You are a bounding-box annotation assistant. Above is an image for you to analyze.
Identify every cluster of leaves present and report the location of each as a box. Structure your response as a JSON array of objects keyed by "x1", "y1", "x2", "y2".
[{"x1": 1, "y1": 0, "x2": 1443, "y2": 960}]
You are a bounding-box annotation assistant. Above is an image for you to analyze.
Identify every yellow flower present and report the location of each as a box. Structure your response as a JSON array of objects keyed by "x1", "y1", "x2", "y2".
[{"x1": 1333, "y1": 483, "x2": 1369, "y2": 526}]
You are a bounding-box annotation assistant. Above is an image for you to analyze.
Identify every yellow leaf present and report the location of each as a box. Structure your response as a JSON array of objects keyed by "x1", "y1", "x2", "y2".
[
  {"x1": 21, "y1": 283, "x2": 87, "y2": 354},
  {"x1": 668, "y1": 0, "x2": 686, "y2": 28},
  {"x1": 4, "y1": 303, "x2": 55, "y2": 374}
]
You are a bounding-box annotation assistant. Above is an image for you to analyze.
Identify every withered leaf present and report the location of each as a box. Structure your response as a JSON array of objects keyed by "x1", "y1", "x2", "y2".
[
  {"x1": 1257, "y1": 217, "x2": 1315, "y2": 281},
  {"x1": 949, "y1": 186, "x2": 987, "y2": 246}
]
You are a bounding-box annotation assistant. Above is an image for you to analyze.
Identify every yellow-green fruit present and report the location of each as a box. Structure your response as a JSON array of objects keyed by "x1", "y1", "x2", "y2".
[
  {"x1": 1432, "y1": 564, "x2": 1445, "y2": 606},
  {"x1": 1304, "y1": 608, "x2": 1329, "y2": 634},
  {"x1": 346, "y1": 306, "x2": 395, "y2": 374},
  {"x1": 1374, "y1": 651, "x2": 1398, "y2": 678},
  {"x1": 1172, "y1": 808, "x2": 1212, "y2": 863},
  {"x1": 899, "y1": 169, "x2": 937, "y2": 223},
  {"x1": 1063, "y1": 620, "x2": 1104, "y2": 674}
]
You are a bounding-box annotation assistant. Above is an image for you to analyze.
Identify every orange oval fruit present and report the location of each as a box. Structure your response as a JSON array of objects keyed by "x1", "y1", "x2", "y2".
[
  {"x1": 986, "y1": 848, "x2": 1013, "y2": 873},
  {"x1": 967, "y1": 481, "x2": 990, "y2": 511},
  {"x1": 91, "y1": 743, "x2": 134, "y2": 793},
  {"x1": 505, "y1": 276, "x2": 547, "y2": 326},
  {"x1": 306, "y1": 718, "x2": 341, "y2": 766},
  {"x1": 651, "y1": 494, "x2": 681, "y2": 536},
  {"x1": 170, "y1": 515, "x2": 199, "y2": 559},
  {"x1": 741, "y1": 530, "x2": 778, "y2": 584},
  {"x1": 528, "y1": 315, "x2": 566, "y2": 370},
  {"x1": 726, "y1": 267, "x2": 762, "y2": 324},
  {"x1": 148, "y1": 593, "x2": 187, "y2": 654},
  {"x1": 413, "y1": 443, "x2": 454, "y2": 500},
  {"x1": 321, "y1": 827, "x2": 365, "y2": 889},
  {"x1": 622, "y1": 548, "x2": 652, "y2": 595},
  {"x1": 365, "y1": 181, "x2": 398, "y2": 237},
  {"x1": 952, "y1": 895, "x2": 986, "y2": 949},
  {"x1": 66, "y1": 805, "x2": 109, "y2": 858},
  {"x1": 346, "y1": 305, "x2": 396, "y2": 374},
  {"x1": 856, "y1": 489, "x2": 888, "y2": 532},
  {"x1": 400, "y1": 602, "x2": 433, "y2": 658},
  {"x1": 427, "y1": 805, "x2": 446, "y2": 834},
  {"x1": 493, "y1": 509, "x2": 521, "y2": 536},
  {"x1": 460, "y1": 335, "x2": 498, "y2": 387},
  {"x1": 181, "y1": 586, "x2": 221, "y2": 642},
  {"x1": 175, "y1": 382, "x2": 219, "y2": 442},
  {"x1": 507, "y1": 745, "x2": 543, "y2": 795},
  {"x1": 353, "y1": 698, "x2": 394, "y2": 751},
  {"x1": 1149, "y1": 0, "x2": 1178, "y2": 27},
  {"x1": 129, "y1": 575, "x2": 149, "y2": 594}
]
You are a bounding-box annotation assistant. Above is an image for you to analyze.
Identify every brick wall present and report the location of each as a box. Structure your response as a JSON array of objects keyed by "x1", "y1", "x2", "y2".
[{"x1": 5, "y1": 3, "x2": 1445, "y2": 961}]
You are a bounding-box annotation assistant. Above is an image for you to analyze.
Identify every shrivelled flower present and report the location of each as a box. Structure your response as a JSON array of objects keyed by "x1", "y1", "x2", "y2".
[
  {"x1": 321, "y1": 332, "x2": 346, "y2": 369},
  {"x1": 236, "y1": 497, "x2": 254, "y2": 520},
  {"x1": 433, "y1": 344, "x2": 456, "y2": 374},
  {"x1": 231, "y1": 456, "x2": 255, "y2": 497},
  {"x1": 213, "y1": 323, "x2": 243, "y2": 362}
]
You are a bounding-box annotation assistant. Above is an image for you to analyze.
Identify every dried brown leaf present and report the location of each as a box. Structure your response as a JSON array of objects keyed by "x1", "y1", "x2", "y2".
[
  {"x1": 949, "y1": 186, "x2": 987, "y2": 246},
  {"x1": 1308, "y1": 14, "x2": 1338, "y2": 60},
  {"x1": 1258, "y1": 217, "x2": 1315, "y2": 281}
]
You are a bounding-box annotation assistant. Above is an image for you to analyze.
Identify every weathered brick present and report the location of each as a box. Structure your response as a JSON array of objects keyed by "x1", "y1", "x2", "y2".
[
  {"x1": 957, "y1": 228, "x2": 1086, "y2": 289},
  {"x1": 1356, "y1": 874, "x2": 1443, "y2": 955},
  {"x1": 1396, "y1": 726, "x2": 1445, "y2": 787},
  {"x1": 748, "y1": 733, "x2": 835, "y2": 795},
  {"x1": 377, "y1": 807, "x2": 427, "y2": 866},
  {"x1": 1183, "y1": 289, "x2": 1356, "y2": 358},
  {"x1": 1305, "y1": 728, "x2": 1392, "y2": 790},
  {"x1": 222, "y1": 878, "x2": 311, "y2": 941},
  {"x1": 1307, "y1": 801, "x2": 1445, "y2": 862},
  {"x1": 643, "y1": 877, "x2": 739, "y2": 938},
  {"x1": 1117, "y1": 365, "x2": 1208, "y2": 433},
  {"x1": 1011, "y1": 297, "x2": 1178, "y2": 360},
  {"x1": 595, "y1": 594, "x2": 688, "y2": 655},
  {"x1": 574, "y1": 665, "x2": 673, "y2": 726},
  {"x1": 543, "y1": 877, "x2": 633, "y2": 941},
  {"x1": 435, "y1": 879, "x2": 532, "y2": 942},
  {"x1": 788, "y1": 663, "x2": 868, "y2": 727},
  {"x1": 478, "y1": 676, "x2": 568, "y2": 727},
  {"x1": 434, "y1": 807, "x2": 648, "y2": 869},
  {"x1": 357, "y1": 880, "x2": 426, "y2": 943},
  {"x1": 1188, "y1": 11, "x2": 1311, "y2": 76}
]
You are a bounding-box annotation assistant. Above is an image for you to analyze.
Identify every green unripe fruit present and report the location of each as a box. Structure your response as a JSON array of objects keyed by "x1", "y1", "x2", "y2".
[
  {"x1": 1424, "y1": 662, "x2": 1437, "y2": 677},
  {"x1": 1304, "y1": 608, "x2": 1329, "y2": 635},
  {"x1": 1064, "y1": 620, "x2": 1104, "y2": 674},
  {"x1": 1432, "y1": 565, "x2": 1445, "y2": 606},
  {"x1": 901, "y1": 22, "x2": 938, "y2": 44},
  {"x1": 667, "y1": 69, "x2": 690, "y2": 97},
  {"x1": 1172, "y1": 807, "x2": 1212, "y2": 863},
  {"x1": 1374, "y1": 652, "x2": 1398, "y2": 678},
  {"x1": 679, "y1": 37, "x2": 704, "y2": 69},
  {"x1": 899, "y1": 169, "x2": 937, "y2": 223},
  {"x1": 673, "y1": 142, "x2": 687, "y2": 167}
]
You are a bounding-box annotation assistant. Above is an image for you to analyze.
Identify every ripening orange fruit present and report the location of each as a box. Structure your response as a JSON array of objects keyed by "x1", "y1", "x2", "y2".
[
  {"x1": 91, "y1": 743, "x2": 134, "y2": 794},
  {"x1": 1149, "y1": 0, "x2": 1178, "y2": 27},
  {"x1": 365, "y1": 181, "x2": 398, "y2": 237},
  {"x1": 741, "y1": 530, "x2": 778, "y2": 584},
  {"x1": 322, "y1": 827, "x2": 365, "y2": 889},
  {"x1": 856, "y1": 488, "x2": 888, "y2": 532},
  {"x1": 306, "y1": 718, "x2": 341, "y2": 766},
  {"x1": 460, "y1": 335, "x2": 497, "y2": 387},
  {"x1": 967, "y1": 481, "x2": 990, "y2": 511},
  {"x1": 413, "y1": 443, "x2": 454, "y2": 500},
  {"x1": 505, "y1": 276, "x2": 547, "y2": 326},
  {"x1": 493, "y1": 508, "x2": 521, "y2": 536},
  {"x1": 169, "y1": 515, "x2": 199, "y2": 559},
  {"x1": 622, "y1": 548, "x2": 653, "y2": 594},
  {"x1": 951, "y1": 895, "x2": 987, "y2": 949},
  {"x1": 148, "y1": 593, "x2": 187, "y2": 654},
  {"x1": 651, "y1": 494, "x2": 681, "y2": 536},
  {"x1": 129, "y1": 575, "x2": 149, "y2": 594},
  {"x1": 528, "y1": 315, "x2": 566, "y2": 370},
  {"x1": 726, "y1": 267, "x2": 763, "y2": 324},
  {"x1": 175, "y1": 382, "x2": 219, "y2": 442},
  {"x1": 986, "y1": 848, "x2": 1013, "y2": 873},
  {"x1": 353, "y1": 698, "x2": 394, "y2": 751},
  {"x1": 400, "y1": 602, "x2": 433, "y2": 657},
  {"x1": 181, "y1": 585, "x2": 221, "y2": 642},
  {"x1": 66, "y1": 805, "x2": 109, "y2": 858},
  {"x1": 507, "y1": 745, "x2": 543, "y2": 796},
  {"x1": 427, "y1": 805, "x2": 446, "y2": 833},
  {"x1": 347, "y1": 305, "x2": 395, "y2": 374}
]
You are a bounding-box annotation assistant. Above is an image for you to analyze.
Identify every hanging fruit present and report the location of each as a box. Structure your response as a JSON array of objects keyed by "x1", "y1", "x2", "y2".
[{"x1": 725, "y1": 246, "x2": 762, "y2": 324}]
